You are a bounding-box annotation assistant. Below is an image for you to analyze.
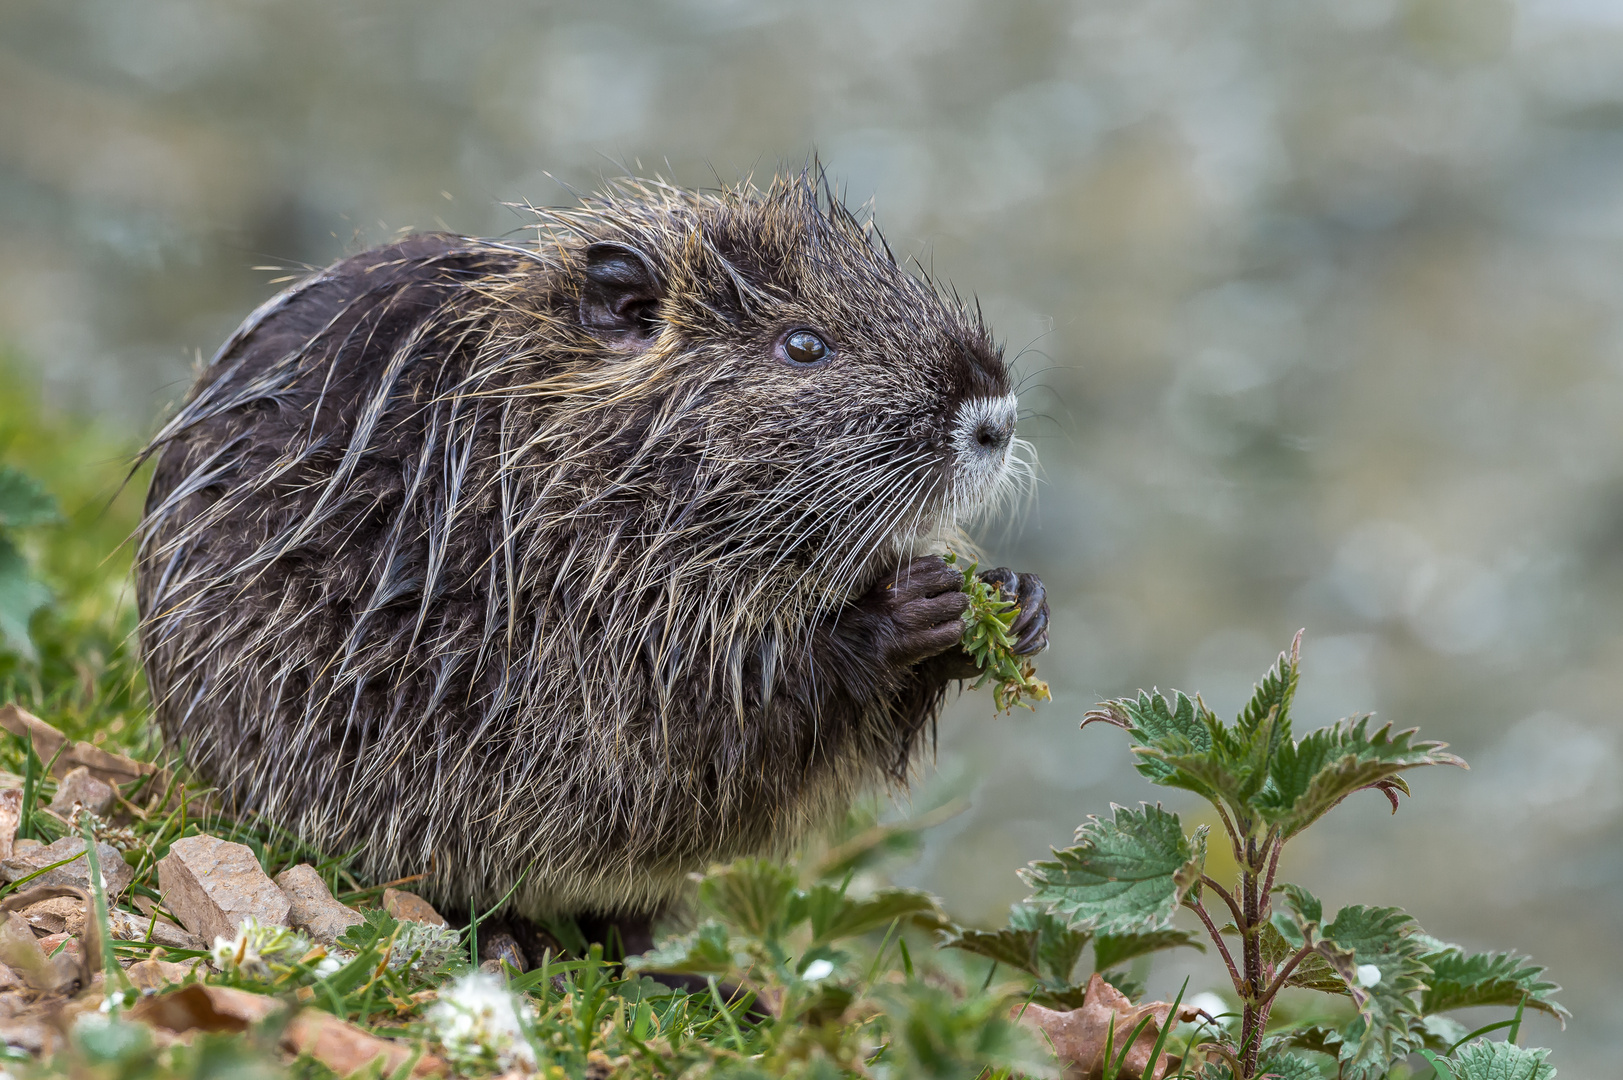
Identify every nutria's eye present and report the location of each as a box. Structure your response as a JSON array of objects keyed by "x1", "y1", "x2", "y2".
[{"x1": 780, "y1": 329, "x2": 832, "y2": 367}]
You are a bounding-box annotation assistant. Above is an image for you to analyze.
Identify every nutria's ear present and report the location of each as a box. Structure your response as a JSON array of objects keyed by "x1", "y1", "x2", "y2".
[{"x1": 580, "y1": 242, "x2": 662, "y2": 338}]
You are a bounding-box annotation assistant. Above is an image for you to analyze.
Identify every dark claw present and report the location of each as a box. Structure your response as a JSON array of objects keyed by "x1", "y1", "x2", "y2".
[{"x1": 1010, "y1": 574, "x2": 1048, "y2": 656}]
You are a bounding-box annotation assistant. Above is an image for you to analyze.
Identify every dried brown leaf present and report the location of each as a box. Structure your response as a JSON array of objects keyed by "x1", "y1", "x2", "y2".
[{"x1": 1016, "y1": 972, "x2": 1199, "y2": 1080}]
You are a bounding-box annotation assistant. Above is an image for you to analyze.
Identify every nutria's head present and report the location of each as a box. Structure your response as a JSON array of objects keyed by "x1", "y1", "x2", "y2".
[{"x1": 504, "y1": 174, "x2": 1029, "y2": 609}]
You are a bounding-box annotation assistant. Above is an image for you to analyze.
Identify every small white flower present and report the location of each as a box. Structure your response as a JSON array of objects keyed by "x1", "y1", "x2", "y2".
[
  {"x1": 1355, "y1": 964, "x2": 1382, "y2": 988},
  {"x1": 801, "y1": 958, "x2": 835, "y2": 982},
  {"x1": 208, "y1": 916, "x2": 311, "y2": 979},
  {"x1": 313, "y1": 954, "x2": 344, "y2": 979},
  {"x1": 210, "y1": 927, "x2": 266, "y2": 977},
  {"x1": 429, "y1": 971, "x2": 537, "y2": 1073}
]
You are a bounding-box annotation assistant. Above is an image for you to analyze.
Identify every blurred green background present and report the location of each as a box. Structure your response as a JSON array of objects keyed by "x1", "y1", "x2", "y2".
[{"x1": 2, "y1": 0, "x2": 1619, "y2": 1068}]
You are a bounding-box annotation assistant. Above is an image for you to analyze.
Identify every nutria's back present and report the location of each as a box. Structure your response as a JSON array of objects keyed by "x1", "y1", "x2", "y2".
[{"x1": 136, "y1": 175, "x2": 1045, "y2": 921}]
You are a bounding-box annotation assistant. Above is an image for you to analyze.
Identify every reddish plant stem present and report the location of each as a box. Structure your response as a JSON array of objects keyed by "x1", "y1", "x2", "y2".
[
  {"x1": 1259, "y1": 832, "x2": 1284, "y2": 904},
  {"x1": 1240, "y1": 837, "x2": 1265, "y2": 1080},
  {"x1": 1201, "y1": 875, "x2": 1245, "y2": 928},
  {"x1": 1184, "y1": 897, "x2": 1243, "y2": 991},
  {"x1": 1256, "y1": 943, "x2": 1314, "y2": 1016},
  {"x1": 1212, "y1": 801, "x2": 1245, "y2": 863}
]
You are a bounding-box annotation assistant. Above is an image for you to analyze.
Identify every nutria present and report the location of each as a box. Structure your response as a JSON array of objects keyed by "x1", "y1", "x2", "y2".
[{"x1": 134, "y1": 173, "x2": 1048, "y2": 939}]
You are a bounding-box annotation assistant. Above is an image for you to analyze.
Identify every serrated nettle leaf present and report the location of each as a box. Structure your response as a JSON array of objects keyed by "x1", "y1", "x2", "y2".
[
  {"x1": 0, "y1": 535, "x2": 51, "y2": 661},
  {"x1": 1009, "y1": 903, "x2": 1094, "y2": 985},
  {"x1": 1253, "y1": 918, "x2": 1345, "y2": 994},
  {"x1": 0, "y1": 466, "x2": 59, "y2": 529},
  {"x1": 1419, "y1": 944, "x2": 1569, "y2": 1022},
  {"x1": 630, "y1": 921, "x2": 741, "y2": 976},
  {"x1": 1279, "y1": 882, "x2": 1323, "y2": 929},
  {"x1": 1122, "y1": 691, "x2": 1229, "y2": 801},
  {"x1": 1448, "y1": 1040, "x2": 1555, "y2": 1080},
  {"x1": 1253, "y1": 1049, "x2": 1325, "y2": 1080},
  {"x1": 696, "y1": 858, "x2": 799, "y2": 939},
  {"x1": 1316, "y1": 905, "x2": 1430, "y2": 1079},
  {"x1": 1337, "y1": 1012, "x2": 1424, "y2": 1080},
  {"x1": 1091, "y1": 927, "x2": 1205, "y2": 971},
  {"x1": 1254, "y1": 716, "x2": 1466, "y2": 839},
  {"x1": 1416, "y1": 1014, "x2": 1471, "y2": 1055},
  {"x1": 1233, "y1": 638, "x2": 1303, "y2": 806},
  {"x1": 1238, "y1": 633, "x2": 1301, "y2": 743},
  {"x1": 808, "y1": 887, "x2": 941, "y2": 944},
  {"x1": 1266, "y1": 1026, "x2": 1344, "y2": 1058},
  {"x1": 1290, "y1": 951, "x2": 1355, "y2": 995},
  {"x1": 940, "y1": 904, "x2": 1092, "y2": 1002},
  {"x1": 1021, "y1": 804, "x2": 1204, "y2": 933}
]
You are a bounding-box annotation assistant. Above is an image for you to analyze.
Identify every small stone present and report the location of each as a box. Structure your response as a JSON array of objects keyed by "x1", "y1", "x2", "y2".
[
  {"x1": 156, "y1": 835, "x2": 291, "y2": 945},
  {"x1": 479, "y1": 931, "x2": 526, "y2": 973},
  {"x1": 0, "y1": 912, "x2": 71, "y2": 993},
  {"x1": 276, "y1": 864, "x2": 364, "y2": 946},
  {"x1": 125, "y1": 958, "x2": 201, "y2": 993},
  {"x1": 12, "y1": 838, "x2": 39, "y2": 854},
  {"x1": 382, "y1": 888, "x2": 446, "y2": 927},
  {"x1": 0, "y1": 835, "x2": 134, "y2": 896},
  {"x1": 0, "y1": 1015, "x2": 58, "y2": 1056},
  {"x1": 48, "y1": 766, "x2": 117, "y2": 818},
  {"x1": 108, "y1": 908, "x2": 204, "y2": 951},
  {"x1": 284, "y1": 1008, "x2": 446, "y2": 1077},
  {"x1": 19, "y1": 896, "x2": 82, "y2": 936},
  {"x1": 34, "y1": 932, "x2": 80, "y2": 965},
  {"x1": 0, "y1": 790, "x2": 21, "y2": 861}
]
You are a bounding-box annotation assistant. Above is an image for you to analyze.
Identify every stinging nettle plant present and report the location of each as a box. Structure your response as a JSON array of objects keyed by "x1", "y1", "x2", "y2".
[{"x1": 954, "y1": 632, "x2": 1565, "y2": 1080}]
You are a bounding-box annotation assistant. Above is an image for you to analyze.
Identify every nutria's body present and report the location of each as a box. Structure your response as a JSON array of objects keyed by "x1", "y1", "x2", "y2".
[{"x1": 135, "y1": 175, "x2": 1046, "y2": 925}]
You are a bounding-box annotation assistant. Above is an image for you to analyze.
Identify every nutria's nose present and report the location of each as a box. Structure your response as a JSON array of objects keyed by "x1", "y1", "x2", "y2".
[
  {"x1": 975, "y1": 416, "x2": 1013, "y2": 453},
  {"x1": 953, "y1": 394, "x2": 1019, "y2": 464}
]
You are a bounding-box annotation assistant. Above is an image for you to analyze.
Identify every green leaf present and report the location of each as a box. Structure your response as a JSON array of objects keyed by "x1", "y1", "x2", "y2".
[
  {"x1": 1280, "y1": 883, "x2": 1324, "y2": 929},
  {"x1": 1255, "y1": 917, "x2": 1345, "y2": 994},
  {"x1": 1021, "y1": 804, "x2": 1205, "y2": 933},
  {"x1": 876, "y1": 981, "x2": 1058, "y2": 1080},
  {"x1": 1240, "y1": 633, "x2": 1300, "y2": 745},
  {"x1": 1265, "y1": 1026, "x2": 1343, "y2": 1058},
  {"x1": 628, "y1": 921, "x2": 740, "y2": 976},
  {"x1": 697, "y1": 858, "x2": 799, "y2": 939},
  {"x1": 1254, "y1": 1049, "x2": 1326, "y2": 1080},
  {"x1": 939, "y1": 903, "x2": 1091, "y2": 986},
  {"x1": 1415, "y1": 1015, "x2": 1470, "y2": 1055},
  {"x1": 1449, "y1": 1040, "x2": 1555, "y2": 1080},
  {"x1": 0, "y1": 466, "x2": 58, "y2": 529},
  {"x1": 805, "y1": 886, "x2": 941, "y2": 944},
  {"x1": 1091, "y1": 928, "x2": 1205, "y2": 972},
  {"x1": 1255, "y1": 716, "x2": 1466, "y2": 839},
  {"x1": 1231, "y1": 634, "x2": 1301, "y2": 805},
  {"x1": 0, "y1": 534, "x2": 51, "y2": 661},
  {"x1": 1318, "y1": 905, "x2": 1430, "y2": 1079},
  {"x1": 1088, "y1": 691, "x2": 1220, "y2": 800},
  {"x1": 1419, "y1": 943, "x2": 1569, "y2": 1023}
]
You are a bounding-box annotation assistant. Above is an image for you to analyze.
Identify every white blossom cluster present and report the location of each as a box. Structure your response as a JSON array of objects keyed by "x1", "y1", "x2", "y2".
[
  {"x1": 428, "y1": 972, "x2": 538, "y2": 1074},
  {"x1": 209, "y1": 916, "x2": 312, "y2": 978}
]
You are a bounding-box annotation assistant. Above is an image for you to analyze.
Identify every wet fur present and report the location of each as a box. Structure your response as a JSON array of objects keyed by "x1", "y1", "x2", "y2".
[{"x1": 136, "y1": 175, "x2": 1031, "y2": 919}]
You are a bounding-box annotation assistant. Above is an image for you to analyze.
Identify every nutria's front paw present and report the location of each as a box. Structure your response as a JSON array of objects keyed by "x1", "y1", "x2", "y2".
[
  {"x1": 852, "y1": 556, "x2": 971, "y2": 669},
  {"x1": 975, "y1": 566, "x2": 1049, "y2": 656}
]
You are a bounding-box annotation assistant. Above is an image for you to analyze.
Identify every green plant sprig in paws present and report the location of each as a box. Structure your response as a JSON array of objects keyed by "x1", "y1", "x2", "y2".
[{"x1": 945, "y1": 552, "x2": 1050, "y2": 713}]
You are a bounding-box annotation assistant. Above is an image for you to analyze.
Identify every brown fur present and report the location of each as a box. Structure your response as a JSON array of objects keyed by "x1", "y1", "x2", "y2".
[{"x1": 135, "y1": 174, "x2": 1041, "y2": 920}]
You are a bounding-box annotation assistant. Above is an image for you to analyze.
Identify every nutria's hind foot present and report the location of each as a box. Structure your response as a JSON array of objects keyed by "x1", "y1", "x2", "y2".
[{"x1": 471, "y1": 910, "x2": 701, "y2": 991}]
